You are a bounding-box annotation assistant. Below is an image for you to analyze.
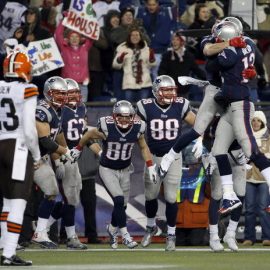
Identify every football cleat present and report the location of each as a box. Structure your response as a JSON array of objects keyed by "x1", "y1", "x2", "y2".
[
  {"x1": 1, "y1": 255, "x2": 32, "y2": 266},
  {"x1": 178, "y1": 76, "x2": 210, "y2": 87},
  {"x1": 31, "y1": 230, "x2": 58, "y2": 249},
  {"x1": 209, "y1": 237, "x2": 224, "y2": 252},
  {"x1": 165, "y1": 234, "x2": 176, "y2": 251},
  {"x1": 218, "y1": 198, "x2": 242, "y2": 214},
  {"x1": 141, "y1": 226, "x2": 158, "y2": 247},
  {"x1": 223, "y1": 232, "x2": 238, "y2": 252},
  {"x1": 67, "y1": 235, "x2": 88, "y2": 250},
  {"x1": 158, "y1": 153, "x2": 175, "y2": 178},
  {"x1": 122, "y1": 234, "x2": 138, "y2": 249},
  {"x1": 106, "y1": 225, "x2": 118, "y2": 249}
]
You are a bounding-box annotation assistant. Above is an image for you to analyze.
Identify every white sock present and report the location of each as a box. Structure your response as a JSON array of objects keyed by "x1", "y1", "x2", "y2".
[
  {"x1": 209, "y1": 224, "x2": 219, "y2": 239},
  {"x1": 3, "y1": 199, "x2": 26, "y2": 258},
  {"x1": 167, "y1": 225, "x2": 175, "y2": 236},
  {"x1": 120, "y1": 227, "x2": 128, "y2": 238},
  {"x1": 261, "y1": 167, "x2": 270, "y2": 188},
  {"x1": 35, "y1": 217, "x2": 49, "y2": 232},
  {"x1": 221, "y1": 174, "x2": 234, "y2": 196},
  {"x1": 147, "y1": 218, "x2": 156, "y2": 228},
  {"x1": 0, "y1": 198, "x2": 10, "y2": 249},
  {"x1": 109, "y1": 224, "x2": 118, "y2": 233},
  {"x1": 227, "y1": 220, "x2": 238, "y2": 234},
  {"x1": 46, "y1": 216, "x2": 56, "y2": 230},
  {"x1": 65, "y1": 225, "x2": 76, "y2": 239}
]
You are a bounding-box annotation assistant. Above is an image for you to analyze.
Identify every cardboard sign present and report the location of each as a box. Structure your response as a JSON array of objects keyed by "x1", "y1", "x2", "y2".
[{"x1": 62, "y1": 0, "x2": 100, "y2": 40}]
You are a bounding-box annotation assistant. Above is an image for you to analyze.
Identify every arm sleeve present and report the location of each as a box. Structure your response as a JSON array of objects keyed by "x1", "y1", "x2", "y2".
[{"x1": 23, "y1": 96, "x2": 41, "y2": 161}]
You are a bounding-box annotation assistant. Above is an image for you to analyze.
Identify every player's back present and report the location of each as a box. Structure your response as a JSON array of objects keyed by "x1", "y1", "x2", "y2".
[
  {"x1": 218, "y1": 38, "x2": 255, "y2": 101},
  {"x1": 99, "y1": 116, "x2": 145, "y2": 170},
  {"x1": 0, "y1": 80, "x2": 37, "y2": 140}
]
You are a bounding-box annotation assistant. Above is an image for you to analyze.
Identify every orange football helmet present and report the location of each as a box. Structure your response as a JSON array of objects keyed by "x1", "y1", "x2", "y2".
[{"x1": 3, "y1": 51, "x2": 32, "y2": 82}]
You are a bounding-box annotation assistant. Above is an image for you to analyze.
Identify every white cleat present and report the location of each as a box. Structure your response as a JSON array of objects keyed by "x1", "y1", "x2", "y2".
[
  {"x1": 165, "y1": 234, "x2": 176, "y2": 251},
  {"x1": 122, "y1": 234, "x2": 138, "y2": 249},
  {"x1": 31, "y1": 230, "x2": 57, "y2": 249},
  {"x1": 141, "y1": 226, "x2": 158, "y2": 247},
  {"x1": 178, "y1": 76, "x2": 210, "y2": 87},
  {"x1": 106, "y1": 225, "x2": 118, "y2": 250},
  {"x1": 223, "y1": 232, "x2": 238, "y2": 252},
  {"x1": 209, "y1": 237, "x2": 224, "y2": 252}
]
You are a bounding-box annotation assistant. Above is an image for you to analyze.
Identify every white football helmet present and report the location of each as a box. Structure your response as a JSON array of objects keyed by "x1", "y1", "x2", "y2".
[
  {"x1": 214, "y1": 20, "x2": 241, "y2": 41},
  {"x1": 65, "y1": 78, "x2": 82, "y2": 107},
  {"x1": 44, "y1": 76, "x2": 68, "y2": 108},
  {"x1": 112, "y1": 100, "x2": 136, "y2": 129},
  {"x1": 222, "y1": 17, "x2": 243, "y2": 35},
  {"x1": 152, "y1": 75, "x2": 177, "y2": 104}
]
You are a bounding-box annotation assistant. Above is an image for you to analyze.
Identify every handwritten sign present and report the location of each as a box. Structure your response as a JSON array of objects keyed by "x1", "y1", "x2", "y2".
[
  {"x1": 62, "y1": 0, "x2": 100, "y2": 40},
  {"x1": 24, "y1": 38, "x2": 64, "y2": 76}
]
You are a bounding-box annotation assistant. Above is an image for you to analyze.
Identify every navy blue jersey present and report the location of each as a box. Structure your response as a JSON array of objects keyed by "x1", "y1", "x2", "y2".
[
  {"x1": 136, "y1": 97, "x2": 190, "y2": 156},
  {"x1": 200, "y1": 35, "x2": 222, "y2": 87},
  {"x1": 35, "y1": 100, "x2": 62, "y2": 156},
  {"x1": 217, "y1": 38, "x2": 256, "y2": 101},
  {"x1": 61, "y1": 104, "x2": 87, "y2": 149},
  {"x1": 98, "y1": 116, "x2": 146, "y2": 170}
]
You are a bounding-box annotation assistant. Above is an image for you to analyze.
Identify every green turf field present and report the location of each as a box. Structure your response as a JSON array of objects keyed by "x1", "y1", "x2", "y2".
[{"x1": 14, "y1": 244, "x2": 270, "y2": 270}]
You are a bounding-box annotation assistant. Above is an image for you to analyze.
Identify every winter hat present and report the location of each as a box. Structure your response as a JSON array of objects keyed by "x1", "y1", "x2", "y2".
[
  {"x1": 120, "y1": 7, "x2": 135, "y2": 19},
  {"x1": 253, "y1": 111, "x2": 267, "y2": 128}
]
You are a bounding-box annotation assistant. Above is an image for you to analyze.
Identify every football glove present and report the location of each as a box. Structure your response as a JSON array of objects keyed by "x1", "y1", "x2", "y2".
[
  {"x1": 192, "y1": 137, "x2": 203, "y2": 159},
  {"x1": 147, "y1": 163, "x2": 157, "y2": 184}
]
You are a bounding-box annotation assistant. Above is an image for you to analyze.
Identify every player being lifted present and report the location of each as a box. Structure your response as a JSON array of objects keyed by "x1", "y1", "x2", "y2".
[
  {"x1": 70, "y1": 100, "x2": 157, "y2": 249},
  {"x1": 0, "y1": 51, "x2": 40, "y2": 266},
  {"x1": 157, "y1": 18, "x2": 258, "y2": 212},
  {"x1": 136, "y1": 75, "x2": 200, "y2": 251}
]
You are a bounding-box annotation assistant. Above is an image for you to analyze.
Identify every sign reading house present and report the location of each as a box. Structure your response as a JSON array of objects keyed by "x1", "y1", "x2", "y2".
[{"x1": 62, "y1": 0, "x2": 100, "y2": 40}]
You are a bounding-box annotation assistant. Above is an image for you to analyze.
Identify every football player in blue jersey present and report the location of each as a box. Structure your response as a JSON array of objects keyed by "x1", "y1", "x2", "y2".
[
  {"x1": 209, "y1": 21, "x2": 270, "y2": 214},
  {"x1": 46, "y1": 78, "x2": 88, "y2": 249},
  {"x1": 31, "y1": 76, "x2": 74, "y2": 249},
  {"x1": 70, "y1": 100, "x2": 157, "y2": 249},
  {"x1": 136, "y1": 75, "x2": 200, "y2": 251}
]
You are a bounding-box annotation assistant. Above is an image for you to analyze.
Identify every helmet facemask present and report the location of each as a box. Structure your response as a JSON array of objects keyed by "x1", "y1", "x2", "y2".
[{"x1": 67, "y1": 89, "x2": 82, "y2": 107}]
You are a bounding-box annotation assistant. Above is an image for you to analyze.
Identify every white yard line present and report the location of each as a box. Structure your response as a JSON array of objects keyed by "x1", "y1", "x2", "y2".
[{"x1": 23, "y1": 248, "x2": 270, "y2": 252}]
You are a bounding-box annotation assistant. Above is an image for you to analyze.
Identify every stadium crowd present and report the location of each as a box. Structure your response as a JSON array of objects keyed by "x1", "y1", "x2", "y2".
[{"x1": 0, "y1": 0, "x2": 270, "y2": 266}]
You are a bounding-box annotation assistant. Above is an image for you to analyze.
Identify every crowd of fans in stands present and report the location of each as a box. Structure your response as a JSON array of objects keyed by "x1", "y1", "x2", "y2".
[{"x1": 0, "y1": 0, "x2": 269, "y2": 103}]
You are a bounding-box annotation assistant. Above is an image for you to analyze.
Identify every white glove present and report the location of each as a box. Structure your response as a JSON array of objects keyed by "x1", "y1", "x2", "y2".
[
  {"x1": 68, "y1": 147, "x2": 82, "y2": 162},
  {"x1": 148, "y1": 164, "x2": 157, "y2": 184},
  {"x1": 237, "y1": 151, "x2": 249, "y2": 165},
  {"x1": 54, "y1": 159, "x2": 65, "y2": 179},
  {"x1": 33, "y1": 159, "x2": 41, "y2": 170},
  {"x1": 245, "y1": 163, "x2": 252, "y2": 170},
  {"x1": 192, "y1": 137, "x2": 203, "y2": 159}
]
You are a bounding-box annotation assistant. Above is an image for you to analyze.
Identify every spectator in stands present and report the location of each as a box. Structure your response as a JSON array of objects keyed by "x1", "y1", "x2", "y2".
[
  {"x1": 243, "y1": 111, "x2": 270, "y2": 246},
  {"x1": 135, "y1": 0, "x2": 178, "y2": 79},
  {"x1": 100, "y1": 10, "x2": 121, "y2": 99},
  {"x1": 158, "y1": 30, "x2": 206, "y2": 98},
  {"x1": 40, "y1": 0, "x2": 58, "y2": 34},
  {"x1": 0, "y1": 0, "x2": 27, "y2": 54},
  {"x1": 112, "y1": 27, "x2": 156, "y2": 102},
  {"x1": 188, "y1": 3, "x2": 216, "y2": 63},
  {"x1": 181, "y1": 0, "x2": 224, "y2": 27},
  {"x1": 93, "y1": 0, "x2": 120, "y2": 27},
  {"x1": 55, "y1": 18, "x2": 93, "y2": 102},
  {"x1": 110, "y1": 7, "x2": 149, "y2": 100},
  {"x1": 88, "y1": 29, "x2": 109, "y2": 101}
]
